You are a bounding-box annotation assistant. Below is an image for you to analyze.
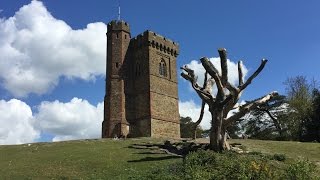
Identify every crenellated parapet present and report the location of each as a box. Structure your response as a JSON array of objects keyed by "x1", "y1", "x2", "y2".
[
  {"x1": 130, "y1": 30, "x2": 179, "y2": 57},
  {"x1": 107, "y1": 20, "x2": 130, "y2": 33}
]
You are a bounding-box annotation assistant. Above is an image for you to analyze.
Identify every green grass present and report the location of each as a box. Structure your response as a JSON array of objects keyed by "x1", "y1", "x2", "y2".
[
  {"x1": 0, "y1": 138, "x2": 181, "y2": 179},
  {"x1": 0, "y1": 138, "x2": 319, "y2": 179},
  {"x1": 229, "y1": 139, "x2": 320, "y2": 164}
]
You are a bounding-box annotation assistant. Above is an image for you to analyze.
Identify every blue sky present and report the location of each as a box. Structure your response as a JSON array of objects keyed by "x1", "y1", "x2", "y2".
[{"x1": 1, "y1": 0, "x2": 320, "y2": 144}]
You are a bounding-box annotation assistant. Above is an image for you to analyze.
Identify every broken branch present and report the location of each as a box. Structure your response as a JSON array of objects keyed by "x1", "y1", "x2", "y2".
[
  {"x1": 225, "y1": 91, "x2": 279, "y2": 126},
  {"x1": 238, "y1": 61, "x2": 244, "y2": 86},
  {"x1": 200, "y1": 57, "x2": 225, "y2": 98},
  {"x1": 218, "y1": 48, "x2": 228, "y2": 86},
  {"x1": 240, "y1": 59, "x2": 268, "y2": 91}
]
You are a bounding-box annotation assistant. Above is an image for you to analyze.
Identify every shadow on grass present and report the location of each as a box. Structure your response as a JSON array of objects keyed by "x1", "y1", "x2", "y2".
[
  {"x1": 134, "y1": 152, "x2": 164, "y2": 155},
  {"x1": 127, "y1": 143, "x2": 161, "y2": 149},
  {"x1": 128, "y1": 155, "x2": 181, "y2": 163},
  {"x1": 127, "y1": 143, "x2": 182, "y2": 163}
]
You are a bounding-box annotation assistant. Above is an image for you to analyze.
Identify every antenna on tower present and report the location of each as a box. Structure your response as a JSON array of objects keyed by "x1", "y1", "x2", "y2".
[{"x1": 117, "y1": 0, "x2": 121, "y2": 20}]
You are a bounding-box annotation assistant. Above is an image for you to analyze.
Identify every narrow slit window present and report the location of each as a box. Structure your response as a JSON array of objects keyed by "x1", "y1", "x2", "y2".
[
  {"x1": 159, "y1": 62, "x2": 162, "y2": 75},
  {"x1": 135, "y1": 63, "x2": 140, "y2": 77}
]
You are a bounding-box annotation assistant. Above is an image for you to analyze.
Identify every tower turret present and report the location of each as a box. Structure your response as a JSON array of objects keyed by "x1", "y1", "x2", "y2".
[{"x1": 102, "y1": 20, "x2": 131, "y2": 138}]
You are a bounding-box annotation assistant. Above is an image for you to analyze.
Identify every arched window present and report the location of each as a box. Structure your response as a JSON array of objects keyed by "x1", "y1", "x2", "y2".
[{"x1": 159, "y1": 59, "x2": 167, "y2": 77}]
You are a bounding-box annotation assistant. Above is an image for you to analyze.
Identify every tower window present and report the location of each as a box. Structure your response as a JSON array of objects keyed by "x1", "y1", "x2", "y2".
[
  {"x1": 116, "y1": 33, "x2": 119, "y2": 39},
  {"x1": 135, "y1": 63, "x2": 141, "y2": 77},
  {"x1": 125, "y1": 34, "x2": 127, "y2": 39},
  {"x1": 159, "y1": 59, "x2": 167, "y2": 77},
  {"x1": 116, "y1": 63, "x2": 119, "y2": 68}
]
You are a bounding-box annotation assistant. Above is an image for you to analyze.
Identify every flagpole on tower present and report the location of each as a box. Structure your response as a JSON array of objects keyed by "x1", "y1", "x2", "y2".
[{"x1": 118, "y1": 0, "x2": 121, "y2": 21}]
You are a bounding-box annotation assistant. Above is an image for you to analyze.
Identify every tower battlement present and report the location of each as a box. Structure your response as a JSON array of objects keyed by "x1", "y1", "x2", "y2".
[
  {"x1": 130, "y1": 30, "x2": 179, "y2": 57},
  {"x1": 107, "y1": 20, "x2": 130, "y2": 33}
]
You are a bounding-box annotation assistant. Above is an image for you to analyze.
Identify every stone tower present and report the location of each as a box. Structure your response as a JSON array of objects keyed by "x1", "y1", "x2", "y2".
[
  {"x1": 102, "y1": 20, "x2": 180, "y2": 138},
  {"x1": 102, "y1": 20, "x2": 130, "y2": 138}
]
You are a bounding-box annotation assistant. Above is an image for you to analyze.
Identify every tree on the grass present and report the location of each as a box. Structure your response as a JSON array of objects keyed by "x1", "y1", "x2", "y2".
[
  {"x1": 180, "y1": 116, "x2": 204, "y2": 138},
  {"x1": 242, "y1": 95, "x2": 290, "y2": 140},
  {"x1": 284, "y1": 76, "x2": 320, "y2": 141},
  {"x1": 181, "y1": 48, "x2": 278, "y2": 151},
  {"x1": 309, "y1": 89, "x2": 320, "y2": 142}
]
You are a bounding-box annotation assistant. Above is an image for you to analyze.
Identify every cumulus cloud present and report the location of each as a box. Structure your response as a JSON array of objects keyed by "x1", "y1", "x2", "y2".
[
  {"x1": 0, "y1": 99, "x2": 39, "y2": 145},
  {"x1": 0, "y1": 97, "x2": 103, "y2": 145},
  {"x1": 34, "y1": 98, "x2": 103, "y2": 142},
  {"x1": 184, "y1": 57, "x2": 248, "y2": 90},
  {"x1": 0, "y1": 0, "x2": 107, "y2": 97}
]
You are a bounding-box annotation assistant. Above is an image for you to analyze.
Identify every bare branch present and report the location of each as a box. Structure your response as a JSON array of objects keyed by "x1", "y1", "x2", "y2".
[
  {"x1": 204, "y1": 78, "x2": 215, "y2": 94},
  {"x1": 226, "y1": 81, "x2": 239, "y2": 96},
  {"x1": 240, "y1": 59, "x2": 268, "y2": 91},
  {"x1": 200, "y1": 57, "x2": 225, "y2": 98},
  {"x1": 192, "y1": 100, "x2": 206, "y2": 139},
  {"x1": 180, "y1": 66, "x2": 197, "y2": 83},
  {"x1": 181, "y1": 67, "x2": 214, "y2": 104},
  {"x1": 181, "y1": 72, "x2": 194, "y2": 83},
  {"x1": 201, "y1": 57, "x2": 220, "y2": 75},
  {"x1": 225, "y1": 91, "x2": 279, "y2": 125},
  {"x1": 218, "y1": 48, "x2": 228, "y2": 86},
  {"x1": 195, "y1": 101, "x2": 206, "y2": 127},
  {"x1": 203, "y1": 72, "x2": 208, "y2": 88},
  {"x1": 201, "y1": 71, "x2": 215, "y2": 94},
  {"x1": 238, "y1": 61, "x2": 244, "y2": 86}
]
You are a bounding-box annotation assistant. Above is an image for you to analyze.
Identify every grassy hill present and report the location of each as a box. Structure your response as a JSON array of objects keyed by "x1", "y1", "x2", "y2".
[
  {"x1": 0, "y1": 138, "x2": 319, "y2": 179},
  {"x1": 230, "y1": 139, "x2": 320, "y2": 163}
]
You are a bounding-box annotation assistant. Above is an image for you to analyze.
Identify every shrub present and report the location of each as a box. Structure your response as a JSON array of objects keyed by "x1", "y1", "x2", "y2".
[
  {"x1": 283, "y1": 158, "x2": 318, "y2": 180},
  {"x1": 273, "y1": 153, "x2": 286, "y2": 162},
  {"x1": 179, "y1": 150, "x2": 275, "y2": 179},
  {"x1": 131, "y1": 151, "x2": 318, "y2": 180}
]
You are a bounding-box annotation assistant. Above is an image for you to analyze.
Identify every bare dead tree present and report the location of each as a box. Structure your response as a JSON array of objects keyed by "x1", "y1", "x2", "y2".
[{"x1": 181, "y1": 48, "x2": 278, "y2": 151}]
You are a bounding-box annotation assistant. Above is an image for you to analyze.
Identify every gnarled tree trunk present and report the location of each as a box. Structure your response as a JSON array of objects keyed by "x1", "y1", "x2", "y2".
[{"x1": 181, "y1": 48, "x2": 278, "y2": 152}]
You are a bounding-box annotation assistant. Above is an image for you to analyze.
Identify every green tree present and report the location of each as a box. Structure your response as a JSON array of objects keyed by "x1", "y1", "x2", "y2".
[
  {"x1": 242, "y1": 76, "x2": 320, "y2": 142},
  {"x1": 242, "y1": 95, "x2": 289, "y2": 140},
  {"x1": 180, "y1": 116, "x2": 203, "y2": 138},
  {"x1": 284, "y1": 76, "x2": 314, "y2": 140},
  {"x1": 303, "y1": 89, "x2": 320, "y2": 142}
]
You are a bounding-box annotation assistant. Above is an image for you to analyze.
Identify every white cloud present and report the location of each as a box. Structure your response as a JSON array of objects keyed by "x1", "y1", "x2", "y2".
[
  {"x1": 0, "y1": 97, "x2": 103, "y2": 145},
  {"x1": 179, "y1": 100, "x2": 211, "y2": 129},
  {"x1": 34, "y1": 98, "x2": 103, "y2": 142},
  {"x1": 184, "y1": 57, "x2": 248, "y2": 91},
  {"x1": 0, "y1": 0, "x2": 107, "y2": 97},
  {"x1": 0, "y1": 99, "x2": 39, "y2": 145}
]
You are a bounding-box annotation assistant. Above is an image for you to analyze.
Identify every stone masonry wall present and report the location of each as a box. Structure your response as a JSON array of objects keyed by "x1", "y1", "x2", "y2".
[
  {"x1": 151, "y1": 118, "x2": 180, "y2": 138},
  {"x1": 147, "y1": 31, "x2": 180, "y2": 138}
]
